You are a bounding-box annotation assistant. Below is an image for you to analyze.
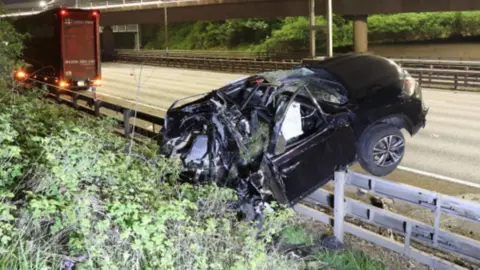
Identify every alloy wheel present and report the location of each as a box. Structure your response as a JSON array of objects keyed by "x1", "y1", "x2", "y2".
[{"x1": 373, "y1": 135, "x2": 405, "y2": 167}]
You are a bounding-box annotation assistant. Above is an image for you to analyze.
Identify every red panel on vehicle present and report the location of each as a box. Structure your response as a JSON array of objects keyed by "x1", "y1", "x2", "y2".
[{"x1": 63, "y1": 17, "x2": 96, "y2": 80}]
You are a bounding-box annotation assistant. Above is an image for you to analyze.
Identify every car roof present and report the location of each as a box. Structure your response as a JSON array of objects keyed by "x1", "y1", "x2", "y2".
[{"x1": 305, "y1": 53, "x2": 404, "y2": 100}]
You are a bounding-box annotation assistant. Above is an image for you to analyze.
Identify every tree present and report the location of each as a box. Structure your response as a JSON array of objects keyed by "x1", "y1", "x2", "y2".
[{"x1": 0, "y1": 7, "x2": 25, "y2": 87}]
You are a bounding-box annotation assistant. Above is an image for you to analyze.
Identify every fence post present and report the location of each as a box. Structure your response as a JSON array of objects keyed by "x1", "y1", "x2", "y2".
[
  {"x1": 433, "y1": 194, "x2": 442, "y2": 246},
  {"x1": 94, "y1": 100, "x2": 102, "y2": 117},
  {"x1": 123, "y1": 109, "x2": 132, "y2": 139},
  {"x1": 72, "y1": 93, "x2": 79, "y2": 109},
  {"x1": 55, "y1": 90, "x2": 61, "y2": 103},
  {"x1": 404, "y1": 222, "x2": 412, "y2": 256},
  {"x1": 454, "y1": 74, "x2": 458, "y2": 90},
  {"x1": 322, "y1": 170, "x2": 346, "y2": 249},
  {"x1": 334, "y1": 170, "x2": 346, "y2": 244}
]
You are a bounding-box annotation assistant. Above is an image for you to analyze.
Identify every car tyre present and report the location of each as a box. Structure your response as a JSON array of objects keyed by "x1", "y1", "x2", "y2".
[{"x1": 357, "y1": 124, "x2": 405, "y2": 177}]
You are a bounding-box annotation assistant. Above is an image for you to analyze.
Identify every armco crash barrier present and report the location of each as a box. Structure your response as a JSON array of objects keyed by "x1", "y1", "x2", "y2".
[
  {"x1": 295, "y1": 170, "x2": 480, "y2": 270},
  {"x1": 116, "y1": 51, "x2": 480, "y2": 91}
]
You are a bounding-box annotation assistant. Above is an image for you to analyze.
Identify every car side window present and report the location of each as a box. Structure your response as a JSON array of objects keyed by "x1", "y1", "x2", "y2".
[
  {"x1": 304, "y1": 77, "x2": 348, "y2": 105},
  {"x1": 274, "y1": 98, "x2": 324, "y2": 154}
]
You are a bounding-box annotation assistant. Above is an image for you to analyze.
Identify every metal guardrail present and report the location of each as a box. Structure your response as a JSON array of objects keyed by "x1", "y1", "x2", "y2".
[
  {"x1": 116, "y1": 53, "x2": 300, "y2": 73},
  {"x1": 407, "y1": 68, "x2": 480, "y2": 90},
  {"x1": 20, "y1": 79, "x2": 164, "y2": 139},
  {"x1": 115, "y1": 52, "x2": 480, "y2": 90},
  {"x1": 296, "y1": 170, "x2": 480, "y2": 269},
  {"x1": 116, "y1": 49, "x2": 307, "y2": 61},
  {"x1": 394, "y1": 58, "x2": 480, "y2": 72}
]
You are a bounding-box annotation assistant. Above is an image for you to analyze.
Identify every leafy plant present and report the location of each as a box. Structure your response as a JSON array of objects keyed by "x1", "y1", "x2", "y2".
[
  {"x1": 0, "y1": 7, "x2": 25, "y2": 88},
  {"x1": 143, "y1": 11, "x2": 480, "y2": 53}
]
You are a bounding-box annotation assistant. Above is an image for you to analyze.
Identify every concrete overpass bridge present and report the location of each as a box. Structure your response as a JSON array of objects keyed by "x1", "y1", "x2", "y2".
[{"x1": 3, "y1": 0, "x2": 480, "y2": 59}]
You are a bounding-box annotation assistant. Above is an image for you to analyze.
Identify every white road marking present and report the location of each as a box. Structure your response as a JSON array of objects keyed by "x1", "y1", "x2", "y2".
[
  {"x1": 398, "y1": 166, "x2": 480, "y2": 189},
  {"x1": 426, "y1": 99, "x2": 447, "y2": 104},
  {"x1": 95, "y1": 91, "x2": 168, "y2": 111}
]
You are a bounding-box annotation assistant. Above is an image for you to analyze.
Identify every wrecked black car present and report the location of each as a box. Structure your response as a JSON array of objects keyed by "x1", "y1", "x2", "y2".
[{"x1": 159, "y1": 53, "x2": 428, "y2": 213}]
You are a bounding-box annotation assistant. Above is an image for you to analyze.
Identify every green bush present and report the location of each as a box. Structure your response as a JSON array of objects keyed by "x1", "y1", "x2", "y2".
[
  {"x1": 143, "y1": 11, "x2": 480, "y2": 53},
  {"x1": 0, "y1": 87, "x2": 306, "y2": 270},
  {"x1": 0, "y1": 8, "x2": 25, "y2": 88}
]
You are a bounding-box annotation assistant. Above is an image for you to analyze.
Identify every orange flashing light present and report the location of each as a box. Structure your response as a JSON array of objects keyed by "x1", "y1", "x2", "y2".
[
  {"x1": 15, "y1": 70, "x2": 27, "y2": 79},
  {"x1": 59, "y1": 81, "x2": 70, "y2": 88},
  {"x1": 92, "y1": 79, "x2": 102, "y2": 86}
]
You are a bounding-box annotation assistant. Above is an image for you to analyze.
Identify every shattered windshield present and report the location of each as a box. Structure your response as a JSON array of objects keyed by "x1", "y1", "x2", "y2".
[{"x1": 260, "y1": 67, "x2": 349, "y2": 105}]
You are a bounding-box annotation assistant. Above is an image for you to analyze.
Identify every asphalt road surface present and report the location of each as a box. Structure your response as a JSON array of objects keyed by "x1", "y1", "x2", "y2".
[{"x1": 97, "y1": 62, "x2": 480, "y2": 185}]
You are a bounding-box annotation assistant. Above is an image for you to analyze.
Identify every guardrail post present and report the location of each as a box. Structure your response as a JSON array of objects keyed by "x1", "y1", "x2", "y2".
[
  {"x1": 404, "y1": 222, "x2": 412, "y2": 256},
  {"x1": 334, "y1": 170, "x2": 346, "y2": 244},
  {"x1": 123, "y1": 109, "x2": 132, "y2": 139},
  {"x1": 454, "y1": 74, "x2": 458, "y2": 90},
  {"x1": 322, "y1": 170, "x2": 346, "y2": 249},
  {"x1": 433, "y1": 195, "x2": 442, "y2": 246},
  {"x1": 72, "y1": 93, "x2": 79, "y2": 109},
  {"x1": 55, "y1": 90, "x2": 61, "y2": 104},
  {"x1": 94, "y1": 100, "x2": 102, "y2": 117}
]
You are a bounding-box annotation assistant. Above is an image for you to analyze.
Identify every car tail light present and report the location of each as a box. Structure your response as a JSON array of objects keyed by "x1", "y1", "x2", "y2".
[
  {"x1": 59, "y1": 80, "x2": 70, "y2": 88},
  {"x1": 92, "y1": 79, "x2": 102, "y2": 86},
  {"x1": 60, "y1": 9, "x2": 68, "y2": 16},
  {"x1": 402, "y1": 76, "x2": 416, "y2": 96}
]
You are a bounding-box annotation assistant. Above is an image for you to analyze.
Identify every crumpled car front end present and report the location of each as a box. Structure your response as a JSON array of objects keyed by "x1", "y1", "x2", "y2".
[
  {"x1": 160, "y1": 92, "x2": 232, "y2": 184},
  {"x1": 159, "y1": 77, "x2": 287, "y2": 220}
]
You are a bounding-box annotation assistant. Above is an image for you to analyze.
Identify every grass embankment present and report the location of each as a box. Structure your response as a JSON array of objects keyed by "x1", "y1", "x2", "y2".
[{"x1": 0, "y1": 87, "x2": 388, "y2": 269}]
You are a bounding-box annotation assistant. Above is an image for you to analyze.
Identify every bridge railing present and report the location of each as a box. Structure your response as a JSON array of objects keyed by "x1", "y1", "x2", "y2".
[{"x1": 77, "y1": 0, "x2": 194, "y2": 8}]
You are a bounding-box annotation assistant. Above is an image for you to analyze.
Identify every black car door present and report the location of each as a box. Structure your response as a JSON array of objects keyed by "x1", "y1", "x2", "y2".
[{"x1": 267, "y1": 89, "x2": 357, "y2": 206}]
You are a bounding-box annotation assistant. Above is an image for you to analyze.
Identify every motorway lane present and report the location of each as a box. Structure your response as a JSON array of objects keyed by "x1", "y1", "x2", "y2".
[
  {"x1": 401, "y1": 89, "x2": 480, "y2": 184},
  {"x1": 97, "y1": 62, "x2": 480, "y2": 184},
  {"x1": 98, "y1": 62, "x2": 247, "y2": 110}
]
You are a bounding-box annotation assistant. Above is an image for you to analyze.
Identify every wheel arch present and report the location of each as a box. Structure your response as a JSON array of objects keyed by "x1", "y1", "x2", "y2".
[{"x1": 360, "y1": 113, "x2": 414, "y2": 138}]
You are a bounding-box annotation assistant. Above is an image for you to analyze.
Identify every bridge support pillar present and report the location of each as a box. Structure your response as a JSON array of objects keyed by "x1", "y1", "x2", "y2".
[
  {"x1": 134, "y1": 24, "x2": 141, "y2": 51},
  {"x1": 102, "y1": 26, "x2": 115, "y2": 62},
  {"x1": 308, "y1": 0, "x2": 316, "y2": 58},
  {"x1": 353, "y1": 15, "x2": 368, "y2": 53}
]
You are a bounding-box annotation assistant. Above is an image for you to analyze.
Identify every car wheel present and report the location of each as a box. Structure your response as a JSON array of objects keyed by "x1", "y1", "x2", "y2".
[{"x1": 357, "y1": 124, "x2": 405, "y2": 177}]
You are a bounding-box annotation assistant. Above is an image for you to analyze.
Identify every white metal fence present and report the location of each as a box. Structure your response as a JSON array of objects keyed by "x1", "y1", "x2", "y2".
[{"x1": 295, "y1": 170, "x2": 480, "y2": 269}]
